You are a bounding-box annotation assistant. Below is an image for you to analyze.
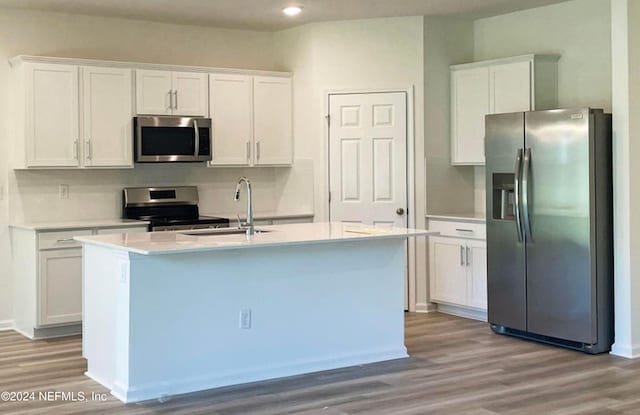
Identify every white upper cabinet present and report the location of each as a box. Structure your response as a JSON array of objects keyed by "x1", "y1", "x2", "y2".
[
  {"x1": 24, "y1": 63, "x2": 80, "y2": 167},
  {"x1": 451, "y1": 67, "x2": 489, "y2": 166},
  {"x1": 136, "y1": 69, "x2": 208, "y2": 116},
  {"x1": 172, "y1": 71, "x2": 208, "y2": 116},
  {"x1": 490, "y1": 61, "x2": 532, "y2": 114},
  {"x1": 209, "y1": 74, "x2": 293, "y2": 167},
  {"x1": 82, "y1": 66, "x2": 133, "y2": 167},
  {"x1": 209, "y1": 74, "x2": 253, "y2": 165},
  {"x1": 450, "y1": 54, "x2": 559, "y2": 166},
  {"x1": 253, "y1": 76, "x2": 293, "y2": 166},
  {"x1": 135, "y1": 70, "x2": 172, "y2": 115}
]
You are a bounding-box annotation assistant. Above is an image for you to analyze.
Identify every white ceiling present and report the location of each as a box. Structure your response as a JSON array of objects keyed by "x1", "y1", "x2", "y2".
[{"x1": 0, "y1": 0, "x2": 571, "y2": 31}]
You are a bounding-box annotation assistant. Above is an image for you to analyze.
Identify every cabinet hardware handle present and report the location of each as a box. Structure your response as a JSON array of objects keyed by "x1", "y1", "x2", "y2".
[
  {"x1": 193, "y1": 120, "x2": 200, "y2": 157},
  {"x1": 256, "y1": 141, "x2": 261, "y2": 160},
  {"x1": 56, "y1": 238, "x2": 75, "y2": 243},
  {"x1": 168, "y1": 90, "x2": 173, "y2": 110},
  {"x1": 174, "y1": 90, "x2": 178, "y2": 110},
  {"x1": 466, "y1": 246, "x2": 471, "y2": 266},
  {"x1": 460, "y1": 245, "x2": 465, "y2": 266},
  {"x1": 246, "y1": 141, "x2": 251, "y2": 160},
  {"x1": 73, "y1": 140, "x2": 78, "y2": 160},
  {"x1": 86, "y1": 140, "x2": 92, "y2": 160},
  {"x1": 455, "y1": 228, "x2": 473, "y2": 233}
]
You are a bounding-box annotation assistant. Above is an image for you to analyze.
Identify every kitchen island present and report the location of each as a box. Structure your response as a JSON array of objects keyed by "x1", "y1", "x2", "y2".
[{"x1": 75, "y1": 222, "x2": 435, "y2": 403}]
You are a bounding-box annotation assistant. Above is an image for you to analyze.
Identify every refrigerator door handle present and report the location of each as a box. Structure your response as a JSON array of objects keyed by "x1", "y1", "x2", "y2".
[
  {"x1": 522, "y1": 148, "x2": 533, "y2": 241},
  {"x1": 514, "y1": 149, "x2": 524, "y2": 242}
]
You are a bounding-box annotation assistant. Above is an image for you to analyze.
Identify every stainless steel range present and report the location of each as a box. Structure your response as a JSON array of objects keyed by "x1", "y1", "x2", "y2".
[{"x1": 123, "y1": 186, "x2": 230, "y2": 231}]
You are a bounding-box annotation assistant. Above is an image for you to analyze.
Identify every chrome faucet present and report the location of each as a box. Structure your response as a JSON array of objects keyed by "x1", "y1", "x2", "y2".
[{"x1": 234, "y1": 177, "x2": 254, "y2": 236}]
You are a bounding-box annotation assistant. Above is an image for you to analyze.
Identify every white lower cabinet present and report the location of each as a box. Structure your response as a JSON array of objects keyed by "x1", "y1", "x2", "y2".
[
  {"x1": 11, "y1": 224, "x2": 148, "y2": 339},
  {"x1": 428, "y1": 217, "x2": 487, "y2": 319},
  {"x1": 38, "y1": 249, "x2": 83, "y2": 326}
]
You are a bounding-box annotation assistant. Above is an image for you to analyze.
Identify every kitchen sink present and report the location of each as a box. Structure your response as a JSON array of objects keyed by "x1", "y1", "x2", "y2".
[{"x1": 179, "y1": 227, "x2": 271, "y2": 236}]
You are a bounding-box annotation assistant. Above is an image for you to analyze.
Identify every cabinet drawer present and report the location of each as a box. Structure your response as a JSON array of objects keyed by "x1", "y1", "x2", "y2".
[
  {"x1": 38, "y1": 230, "x2": 92, "y2": 250},
  {"x1": 428, "y1": 220, "x2": 486, "y2": 240}
]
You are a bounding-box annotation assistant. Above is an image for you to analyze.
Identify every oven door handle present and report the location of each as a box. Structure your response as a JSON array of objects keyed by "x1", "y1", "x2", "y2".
[{"x1": 193, "y1": 119, "x2": 200, "y2": 157}]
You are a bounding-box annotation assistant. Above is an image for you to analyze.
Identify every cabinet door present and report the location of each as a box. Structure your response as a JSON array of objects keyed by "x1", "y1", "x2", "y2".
[
  {"x1": 82, "y1": 66, "x2": 133, "y2": 167},
  {"x1": 451, "y1": 67, "x2": 489, "y2": 165},
  {"x1": 253, "y1": 76, "x2": 293, "y2": 165},
  {"x1": 467, "y1": 240, "x2": 487, "y2": 310},
  {"x1": 209, "y1": 74, "x2": 253, "y2": 166},
  {"x1": 429, "y1": 237, "x2": 468, "y2": 306},
  {"x1": 25, "y1": 63, "x2": 80, "y2": 167},
  {"x1": 135, "y1": 69, "x2": 172, "y2": 115},
  {"x1": 38, "y1": 249, "x2": 82, "y2": 326},
  {"x1": 172, "y1": 71, "x2": 208, "y2": 116},
  {"x1": 490, "y1": 61, "x2": 532, "y2": 114}
]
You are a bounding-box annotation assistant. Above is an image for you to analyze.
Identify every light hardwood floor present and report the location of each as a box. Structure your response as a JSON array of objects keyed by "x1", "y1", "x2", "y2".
[{"x1": 0, "y1": 312, "x2": 638, "y2": 414}]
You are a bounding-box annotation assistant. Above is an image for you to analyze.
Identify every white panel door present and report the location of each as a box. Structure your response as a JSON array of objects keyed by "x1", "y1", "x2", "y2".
[
  {"x1": 209, "y1": 74, "x2": 253, "y2": 165},
  {"x1": 82, "y1": 66, "x2": 133, "y2": 167},
  {"x1": 451, "y1": 67, "x2": 489, "y2": 165},
  {"x1": 253, "y1": 76, "x2": 293, "y2": 165},
  {"x1": 429, "y1": 237, "x2": 468, "y2": 306},
  {"x1": 172, "y1": 71, "x2": 208, "y2": 116},
  {"x1": 38, "y1": 249, "x2": 82, "y2": 326},
  {"x1": 25, "y1": 63, "x2": 79, "y2": 167},
  {"x1": 135, "y1": 69, "x2": 172, "y2": 115},
  {"x1": 329, "y1": 92, "x2": 407, "y2": 228},
  {"x1": 490, "y1": 61, "x2": 532, "y2": 114},
  {"x1": 467, "y1": 240, "x2": 488, "y2": 310}
]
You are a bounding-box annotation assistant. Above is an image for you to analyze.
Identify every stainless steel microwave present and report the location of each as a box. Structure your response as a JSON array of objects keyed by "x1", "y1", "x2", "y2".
[{"x1": 134, "y1": 116, "x2": 212, "y2": 163}]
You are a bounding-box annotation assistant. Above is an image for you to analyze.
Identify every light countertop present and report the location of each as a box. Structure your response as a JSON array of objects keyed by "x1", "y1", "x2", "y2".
[
  {"x1": 10, "y1": 219, "x2": 150, "y2": 231},
  {"x1": 75, "y1": 222, "x2": 437, "y2": 255},
  {"x1": 204, "y1": 211, "x2": 314, "y2": 221},
  {"x1": 426, "y1": 212, "x2": 486, "y2": 223}
]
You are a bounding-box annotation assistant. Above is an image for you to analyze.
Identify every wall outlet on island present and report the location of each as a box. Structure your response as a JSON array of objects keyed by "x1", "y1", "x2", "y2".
[
  {"x1": 240, "y1": 309, "x2": 252, "y2": 329},
  {"x1": 59, "y1": 184, "x2": 69, "y2": 199}
]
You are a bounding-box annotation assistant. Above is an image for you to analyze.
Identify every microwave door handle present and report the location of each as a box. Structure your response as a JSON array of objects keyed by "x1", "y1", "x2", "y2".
[{"x1": 193, "y1": 119, "x2": 200, "y2": 157}]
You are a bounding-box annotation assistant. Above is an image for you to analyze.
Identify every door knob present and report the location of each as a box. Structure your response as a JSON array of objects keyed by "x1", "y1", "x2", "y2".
[{"x1": 396, "y1": 208, "x2": 405, "y2": 215}]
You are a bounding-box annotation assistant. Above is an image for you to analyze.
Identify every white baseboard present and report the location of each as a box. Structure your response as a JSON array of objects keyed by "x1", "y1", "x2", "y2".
[
  {"x1": 415, "y1": 302, "x2": 438, "y2": 313},
  {"x1": 610, "y1": 343, "x2": 640, "y2": 359},
  {"x1": 436, "y1": 303, "x2": 487, "y2": 322},
  {"x1": 0, "y1": 320, "x2": 14, "y2": 331},
  {"x1": 107, "y1": 348, "x2": 409, "y2": 403}
]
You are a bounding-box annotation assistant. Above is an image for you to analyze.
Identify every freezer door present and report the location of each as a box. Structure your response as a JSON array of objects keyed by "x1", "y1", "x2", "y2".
[
  {"x1": 524, "y1": 108, "x2": 596, "y2": 344},
  {"x1": 485, "y1": 112, "x2": 527, "y2": 331}
]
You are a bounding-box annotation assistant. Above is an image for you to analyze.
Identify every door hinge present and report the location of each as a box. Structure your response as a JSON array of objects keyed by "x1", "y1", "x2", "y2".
[{"x1": 325, "y1": 114, "x2": 330, "y2": 127}]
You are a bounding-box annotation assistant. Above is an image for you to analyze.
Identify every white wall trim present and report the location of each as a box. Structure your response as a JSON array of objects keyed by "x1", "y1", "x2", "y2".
[
  {"x1": 0, "y1": 320, "x2": 14, "y2": 331},
  {"x1": 611, "y1": 343, "x2": 640, "y2": 359},
  {"x1": 436, "y1": 303, "x2": 487, "y2": 322},
  {"x1": 323, "y1": 87, "x2": 418, "y2": 312},
  {"x1": 415, "y1": 302, "x2": 438, "y2": 313}
]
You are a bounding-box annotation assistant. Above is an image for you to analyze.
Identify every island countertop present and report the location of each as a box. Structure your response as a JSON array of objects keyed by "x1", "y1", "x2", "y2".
[{"x1": 74, "y1": 222, "x2": 437, "y2": 255}]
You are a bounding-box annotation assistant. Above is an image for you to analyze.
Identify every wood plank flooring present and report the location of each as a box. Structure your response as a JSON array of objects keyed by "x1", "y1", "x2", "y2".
[{"x1": 0, "y1": 312, "x2": 639, "y2": 414}]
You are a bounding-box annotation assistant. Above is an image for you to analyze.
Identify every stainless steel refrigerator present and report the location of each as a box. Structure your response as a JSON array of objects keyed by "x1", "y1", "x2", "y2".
[{"x1": 485, "y1": 108, "x2": 613, "y2": 354}]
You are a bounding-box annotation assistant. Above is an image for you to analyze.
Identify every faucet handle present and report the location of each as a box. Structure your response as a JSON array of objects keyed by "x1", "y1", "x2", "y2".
[{"x1": 236, "y1": 214, "x2": 243, "y2": 229}]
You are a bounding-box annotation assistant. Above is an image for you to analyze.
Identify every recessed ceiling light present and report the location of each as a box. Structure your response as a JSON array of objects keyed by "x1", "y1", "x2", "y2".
[{"x1": 283, "y1": 6, "x2": 303, "y2": 17}]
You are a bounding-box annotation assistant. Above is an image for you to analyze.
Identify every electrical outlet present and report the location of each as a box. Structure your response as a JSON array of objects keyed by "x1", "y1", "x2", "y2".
[
  {"x1": 240, "y1": 309, "x2": 252, "y2": 329},
  {"x1": 59, "y1": 184, "x2": 69, "y2": 199}
]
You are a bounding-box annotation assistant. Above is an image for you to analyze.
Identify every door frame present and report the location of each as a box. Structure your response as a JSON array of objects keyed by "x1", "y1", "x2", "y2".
[{"x1": 324, "y1": 87, "x2": 417, "y2": 311}]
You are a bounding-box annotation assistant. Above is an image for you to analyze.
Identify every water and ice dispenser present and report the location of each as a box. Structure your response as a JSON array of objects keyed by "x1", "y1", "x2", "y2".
[{"x1": 492, "y1": 173, "x2": 516, "y2": 221}]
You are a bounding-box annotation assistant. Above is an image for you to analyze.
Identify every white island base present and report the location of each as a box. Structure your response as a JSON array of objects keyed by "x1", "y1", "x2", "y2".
[{"x1": 79, "y1": 223, "x2": 431, "y2": 403}]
